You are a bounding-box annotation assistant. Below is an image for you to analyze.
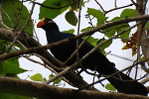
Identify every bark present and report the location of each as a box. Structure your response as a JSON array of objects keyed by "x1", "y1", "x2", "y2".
[
  {"x1": 136, "y1": 0, "x2": 149, "y2": 72},
  {"x1": 0, "y1": 77, "x2": 148, "y2": 99}
]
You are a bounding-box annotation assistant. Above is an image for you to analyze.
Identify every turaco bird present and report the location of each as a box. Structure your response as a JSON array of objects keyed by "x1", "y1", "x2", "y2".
[{"x1": 37, "y1": 18, "x2": 148, "y2": 95}]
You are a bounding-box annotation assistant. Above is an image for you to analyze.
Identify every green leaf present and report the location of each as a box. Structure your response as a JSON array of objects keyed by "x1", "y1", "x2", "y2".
[
  {"x1": 103, "y1": 17, "x2": 130, "y2": 39},
  {"x1": 70, "y1": 0, "x2": 84, "y2": 10},
  {"x1": 81, "y1": 26, "x2": 93, "y2": 32},
  {"x1": 120, "y1": 8, "x2": 138, "y2": 18},
  {"x1": 102, "y1": 27, "x2": 116, "y2": 38},
  {"x1": 0, "y1": 40, "x2": 9, "y2": 54},
  {"x1": 2, "y1": 0, "x2": 33, "y2": 35},
  {"x1": 0, "y1": 58, "x2": 26, "y2": 75},
  {"x1": 87, "y1": 8, "x2": 107, "y2": 25},
  {"x1": 105, "y1": 83, "x2": 116, "y2": 91},
  {"x1": 111, "y1": 17, "x2": 123, "y2": 21},
  {"x1": 63, "y1": 29, "x2": 75, "y2": 34},
  {"x1": 84, "y1": 36, "x2": 99, "y2": 46},
  {"x1": 65, "y1": 10, "x2": 78, "y2": 26},
  {"x1": 53, "y1": 78, "x2": 61, "y2": 84},
  {"x1": 0, "y1": 93, "x2": 31, "y2": 99},
  {"x1": 30, "y1": 73, "x2": 44, "y2": 81},
  {"x1": 117, "y1": 24, "x2": 130, "y2": 39},
  {"x1": 49, "y1": 74, "x2": 61, "y2": 84},
  {"x1": 145, "y1": 22, "x2": 149, "y2": 30},
  {"x1": 112, "y1": 17, "x2": 130, "y2": 39},
  {"x1": 39, "y1": 0, "x2": 70, "y2": 19}
]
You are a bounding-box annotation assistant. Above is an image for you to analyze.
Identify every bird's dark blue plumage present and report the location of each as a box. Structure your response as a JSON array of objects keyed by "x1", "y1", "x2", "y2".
[
  {"x1": 37, "y1": 18, "x2": 148, "y2": 95},
  {"x1": 63, "y1": 33, "x2": 73, "y2": 38}
]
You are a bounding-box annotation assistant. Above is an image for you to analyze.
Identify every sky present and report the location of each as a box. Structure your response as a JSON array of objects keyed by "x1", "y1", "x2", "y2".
[{"x1": 18, "y1": 0, "x2": 145, "y2": 91}]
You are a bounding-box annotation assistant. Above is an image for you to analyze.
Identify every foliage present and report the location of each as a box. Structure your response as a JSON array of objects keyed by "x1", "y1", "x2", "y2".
[
  {"x1": 63, "y1": 29, "x2": 75, "y2": 34},
  {"x1": 87, "y1": 8, "x2": 107, "y2": 25},
  {"x1": 0, "y1": 93, "x2": 31, "y2": 99},
  {"x1": 65, "y1": 10, "x2": 78, "y2": 26},
  {"x1": 30, "y1": 73, "x2": 44, "y2": 81},
  {"x1": 0, "y1": 0, "x2": 147, "y2": 98},
  {"x1": 0, "y1": 58, "x2": 26, "y2": 75},
  {"x1": 120, "y1": 8, "x2": 138, "y2": 18},
  {"x1": 2, "y1": 0, "x2": 33, "y2": 35},
  {"x1": 105, "y1": 83, "x2": 116, "y2": 91},
  {"x1": 39, "y1": 0, "x2": 70, "y2": 19},
  {"x1": 49, "y1": 74, "x2": 62, "y2": 85}
]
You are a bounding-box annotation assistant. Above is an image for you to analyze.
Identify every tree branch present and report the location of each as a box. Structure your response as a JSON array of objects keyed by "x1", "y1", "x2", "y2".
[
  {"x1": 105, "y1": 4, "x2": 134, "y2": 14},
  {"x1": 1, "y1": 15, "x2": 149, "y2": 61},
  {"x1": 0, "y1": 77, "x2": 148, "y2": 99}
]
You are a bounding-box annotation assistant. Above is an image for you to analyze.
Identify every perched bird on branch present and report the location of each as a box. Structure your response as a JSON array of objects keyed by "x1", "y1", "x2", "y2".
[{"x1": 37, "y1": 18, "x2": 148, "y2": 96}]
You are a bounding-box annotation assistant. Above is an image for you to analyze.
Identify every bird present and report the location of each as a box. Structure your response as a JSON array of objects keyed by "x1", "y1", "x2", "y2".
[{"x1": 37, "y1": 18, "x2": 148, "y2": 95}]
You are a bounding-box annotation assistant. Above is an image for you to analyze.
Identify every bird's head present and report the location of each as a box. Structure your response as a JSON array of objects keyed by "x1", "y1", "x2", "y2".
[{"x1": 37, "y1": 18, "x2": 59, "y2": 31}]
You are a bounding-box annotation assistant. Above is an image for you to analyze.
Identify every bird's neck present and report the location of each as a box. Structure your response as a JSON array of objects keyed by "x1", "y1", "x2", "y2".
[{"x1": 45, "y1": 28, "x2": 64, "y2": 43}]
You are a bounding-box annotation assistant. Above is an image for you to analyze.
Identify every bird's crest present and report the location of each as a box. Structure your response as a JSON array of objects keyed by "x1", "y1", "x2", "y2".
[{"x1": 37, "y1": 18, "x2": 54, "y2": 28}]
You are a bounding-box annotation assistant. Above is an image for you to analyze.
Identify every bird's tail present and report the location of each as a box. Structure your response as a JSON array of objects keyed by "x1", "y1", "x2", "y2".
[{"x1": 106, "y1": 70, "x2": 148, "y2": 95}]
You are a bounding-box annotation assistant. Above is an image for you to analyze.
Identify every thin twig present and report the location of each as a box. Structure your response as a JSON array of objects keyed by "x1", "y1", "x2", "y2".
[
  {"x1": 109, "y1": 53, "x2": 134, "y2": 62},
  {"x1": 94, "y1": 0, "x2": 105, "y2": 12},
  {"x1": 78, "y1": 57, "x2": 149, "y2": 90},
  {"x1": 130, "y1": 0, "x2": 137, "y2": 6},
  {"x1": 25, "y1": 0, "x2": 70, "y2": 9},
  {"x1": 137, "y1": 73, "x2": 148, "y2": 81},
  {"x1": 105, "y1": 4, "x2": 134, "y2": 14},
  {"x1": 24, "y1": 56, "x2": 45, "y2": 66},
  {"x1": 114, "y1": 0, "x2": 117, "y2": 8},
  {"x1": 76, "y1": 0, "x2": 82, "y2": 67}
]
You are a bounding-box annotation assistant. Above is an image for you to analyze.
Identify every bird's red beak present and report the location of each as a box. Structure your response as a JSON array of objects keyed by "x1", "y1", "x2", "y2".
[{"x1": 37, "y1": 19, "x2": 45, "y2": 28}]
